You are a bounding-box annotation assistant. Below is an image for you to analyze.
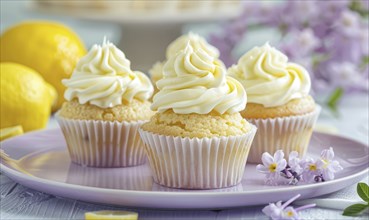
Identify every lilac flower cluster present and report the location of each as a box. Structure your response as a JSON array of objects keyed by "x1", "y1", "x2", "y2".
[
  {"x1": 262, "y1": 194, "x2": 316, "y2": 220},
  {"x1": 210, "y1": 0, "x2": 369, "y2": 95},
  {"x1": 256, "y1": 147, "x2": 343, "y2": 186}
]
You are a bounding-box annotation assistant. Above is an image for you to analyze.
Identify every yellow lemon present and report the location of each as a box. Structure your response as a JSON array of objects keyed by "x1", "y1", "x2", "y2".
[
  {"x1": 0, "y1": 125, "x2": 24, "y2": 141},
  {"x1": 0, "y1": 62, "x2": 56, "y2": 132},
  {"x1": 0, "y1": 21, "x2": 86, "y2": 111},
  {"x1": 85, "y1": 210, "x2": 138, "y2": 220}
]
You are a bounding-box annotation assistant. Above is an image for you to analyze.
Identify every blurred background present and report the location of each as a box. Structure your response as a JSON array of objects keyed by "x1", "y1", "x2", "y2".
[
  {"x1": 1, "y1": 0, "x2": 239, "y2": 71},
  {"x1": 0, "y1": 0, "x2": 368, "y2": 136}
]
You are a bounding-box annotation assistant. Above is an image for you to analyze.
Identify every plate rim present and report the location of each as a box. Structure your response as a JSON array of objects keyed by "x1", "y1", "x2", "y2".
[{"x1": 1, "y1": 128, "x2": 368, "y2": 198}]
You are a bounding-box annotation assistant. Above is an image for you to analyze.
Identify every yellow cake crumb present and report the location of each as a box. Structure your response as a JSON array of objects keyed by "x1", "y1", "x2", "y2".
[
  {"x1": 241, "y1": 96, "x2": 316, "y2": 119},
  {"x1": 58, "y1": 99, "x2": 155, "y2": 122},
  {"x1": 141, "y1": 110, "x2": 251, "y2": 138}
]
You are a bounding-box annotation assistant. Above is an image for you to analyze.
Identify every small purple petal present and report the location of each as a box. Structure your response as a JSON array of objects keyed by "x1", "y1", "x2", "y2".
[
  {"x1": 277, "y1": 159, "x2": 288, "y2": 171},
  {"x1": 289, "y1": 151, "x2": 299, "y2": 159},
  {"x1": 262, "y1": 152, "x2": 274, "y2": 165},
  {"x1": 274, "y1": 150, "x2": 285, "y2": 162},
  {"x1": 256, "y1": 164, "x2": 269, "y2": 173}
]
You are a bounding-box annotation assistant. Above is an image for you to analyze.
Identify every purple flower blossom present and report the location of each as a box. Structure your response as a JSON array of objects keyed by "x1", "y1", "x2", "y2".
[
  {"x1": 316, "y1": 147, "x2": 343, "y2": 181},
  {"x1": 256, "y1": 150, "x2": 287, "y2": 185},
  {"x1": 257, "y1": 148, "x2": 343, "y2": 185},
  {"x1": 283, "y1": 1, "x2": 319, "y2": 29},
  {"x1": 317, "y1": 0, "x2": 350, "y2": 21},
  {"x1": 280, "y1": 28, "x2": 320, "y2": 59},
  {"x1": 326, "y1": 62, "x2": 368, "y2": 91},
  {"x1": 276, "y1": 151, "x2": 304, "y2": 185},
  {"x1": 301, "y1": 157, "x2": 321, "y2": 183},
  {"x1": 334, "y1": 10, "x2": 361, "y2": 37},
  {"x1": 288, "y1": 151, "x2": 303, "y2": 175},
  {"x1": 262, "y1": 194, "x2": 316, "y2": 220},
  {"x1": 263, "y1": 201, "x2": 285, "y2": 220},
  {"x1": 300, "y1": 147, "x2": 344, "y2": 183},
  {"x1": 329, "y1": 33, "x2": 362, "y2": 64}
]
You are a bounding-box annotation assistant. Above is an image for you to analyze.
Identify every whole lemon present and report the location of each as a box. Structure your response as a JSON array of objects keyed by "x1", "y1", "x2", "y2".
[
  {"x1": 0, "y1": 62, "x2": 57, "y2": 132},
  {"x1": 0, "y1": 21, "x2": 86, "y2": 111}
]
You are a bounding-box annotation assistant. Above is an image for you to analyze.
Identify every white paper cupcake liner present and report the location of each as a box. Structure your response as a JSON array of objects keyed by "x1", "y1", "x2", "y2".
[
  {"x1": 247, "y1": 105, "x2": 321, "y2": 164},
  {"x1": 139, "y1": 125, "x2": 257, "y2": 189},
  {"x1": 56, "y1": 114, "x2": 147, "y2": 168}
]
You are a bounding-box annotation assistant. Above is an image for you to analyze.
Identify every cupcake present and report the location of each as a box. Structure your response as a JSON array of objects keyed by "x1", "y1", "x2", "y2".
[
  {"x1": 139, "y1": 43, "x2": 257, "y2": 189},
  {"x1": 149, "y1": 32, "x2": 219, "y2": 93},
  {"x1": 56, "y1": 39, "x2": 154, "y2": 167},
  {"x1": 228, "y1": 42, "x2": 320, "y2": 163}
]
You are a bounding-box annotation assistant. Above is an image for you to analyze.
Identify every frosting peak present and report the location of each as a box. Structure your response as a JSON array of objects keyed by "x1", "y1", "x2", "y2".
[
  {"x1": 166, "y1": 32, "x2": 220, "y2": 59},
  {"x1": 63, "y1": 40, "x2": 153, "y2": 108},
  {"x1": 152, "y1": 43, "x2": 246, "y2": 115},
  {"x1": 228, "y1": 42, "x2": 311, "y2": 107},
  {"x1": 149, "y1": 32, "x2": 220, "y2": 84}
]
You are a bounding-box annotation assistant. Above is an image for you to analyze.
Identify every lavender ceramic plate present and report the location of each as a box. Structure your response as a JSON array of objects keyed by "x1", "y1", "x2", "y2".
[{"x1": 1, "y1": 129, "x2": 368, "y2": 209}]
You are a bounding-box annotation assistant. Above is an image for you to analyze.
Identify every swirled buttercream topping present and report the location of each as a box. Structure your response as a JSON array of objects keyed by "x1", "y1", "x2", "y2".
[
  {"x1": 166, "y1": 32, "x2": 220, "y2": 59},
  {"x1": 63, "y1": 40, "x2": 153, "y2": 108},
  {"x1": 149, "y1": 32, "x2": 219, "y2": 84},
  {"x1": 152, "y1": 44, "x2": 246, "y2": 115},
  {"x1": 228, "y1": 42, "x2": 311, "y2": 107}
]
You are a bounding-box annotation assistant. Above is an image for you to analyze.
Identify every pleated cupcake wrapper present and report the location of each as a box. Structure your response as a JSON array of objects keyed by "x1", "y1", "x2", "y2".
[
  {"x1": 247, "y1": 105, "x2": 321, "y2": 164},
  {"x1": 56, "y1": 115, "x2": 146, "y2": 168},
  {"x1": 139, "y1": 125, "x2": 257, "y2": 189}
]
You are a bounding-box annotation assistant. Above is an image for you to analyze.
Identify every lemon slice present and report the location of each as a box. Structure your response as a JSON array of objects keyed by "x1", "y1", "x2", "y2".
[
  {"x1": 85, "y1": 210, "x2": 138, "y2": 220},
  {"x1": 0, "y1": 125, "x2": 23, "y2": 141}
]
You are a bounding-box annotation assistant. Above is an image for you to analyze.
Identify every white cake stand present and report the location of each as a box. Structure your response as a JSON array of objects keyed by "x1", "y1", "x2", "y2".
[{"x1": 30, "y1": 2, "x2": 241, "y2": 71}]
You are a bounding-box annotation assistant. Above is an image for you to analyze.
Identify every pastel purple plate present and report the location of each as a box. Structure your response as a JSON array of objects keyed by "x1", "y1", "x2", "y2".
[{"x1": 1, "y1": 128, "x2": 368, "y2": 209}]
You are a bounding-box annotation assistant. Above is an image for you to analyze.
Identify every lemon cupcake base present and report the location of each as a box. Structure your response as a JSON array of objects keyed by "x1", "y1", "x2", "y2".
[
  {"x1": 59, "y1": 99, "x2": 154, "y2": 122},
  {"x1": 241, "y1": 96, "x2": 316, "y2": 119},
  {"x1": 141, "y1": 110, "x2": 251, "y2": 138},
  {"x1": 139, "y1": 125, "x2": 257, "y2": 189}
]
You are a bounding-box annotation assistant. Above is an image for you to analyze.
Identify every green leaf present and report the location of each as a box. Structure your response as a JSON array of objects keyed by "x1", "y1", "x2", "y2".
[
  {"x1": 349, "y1": 0, "x2": 369, "y2": 17},
  {"x1": 358, "y1": 182, "x2": 369, "y2": 202},
  {"x1": 327, "y1": 87, "x2": 344, "y2": 107},
  {"x1": 361, "y1": 56, "x2": 369, "y2": 69},
  {"x1": 342, "y1": 203, "x2": 369, "y2": 216},
  {"x1": 326, "y1": 87, "x2": 344, "y2": 118}
]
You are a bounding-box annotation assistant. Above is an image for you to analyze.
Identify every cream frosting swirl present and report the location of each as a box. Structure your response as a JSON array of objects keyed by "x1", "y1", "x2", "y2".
[
  {"x1": 149, "y1": 32, "x2": 220, "y2": 84},
  {"x1": 152, "y1": 44, "x2": 246, "y2": 114},
  {"x1": 228, "y1": 43, "x2": 311, "y2": 107},
  {"x1": 63, "y1": 40, "x2": 153, "y2": 108},
  {"x1": 166, "y1": 32, "x2": 220, "y2": 59}
]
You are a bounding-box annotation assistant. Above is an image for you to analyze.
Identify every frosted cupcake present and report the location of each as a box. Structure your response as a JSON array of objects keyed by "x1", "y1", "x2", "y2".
[
  {"x1": 139, "y1": 43, "x2": 256, "y2": 189},
  {"x1": 228, "y1": 43, "x2": 320, "y2": 163},
  {"x1": 149, "y1": 32, "x2": 219, "y2": 92},
  {"x1": 57, "y1": 40, "x2": 154, "y2": 167}
]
